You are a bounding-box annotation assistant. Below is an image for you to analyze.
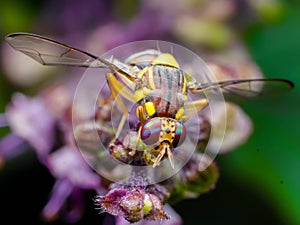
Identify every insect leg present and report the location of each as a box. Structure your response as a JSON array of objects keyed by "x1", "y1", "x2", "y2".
[
  {"x1": 106, "y1": 73, "x2": 136, "y2": 140},
  {"x1": 184, "y1": 98, "x2": 209, "y2": 119}
]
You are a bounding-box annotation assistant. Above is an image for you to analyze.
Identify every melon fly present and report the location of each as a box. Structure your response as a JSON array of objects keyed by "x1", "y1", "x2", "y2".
[{"x1": 5, "y1": 33, "x2": 294, "y2": 168}]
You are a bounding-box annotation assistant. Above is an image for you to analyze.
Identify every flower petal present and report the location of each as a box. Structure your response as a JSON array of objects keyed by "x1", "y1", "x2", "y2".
[
  {"x1": 42, "y1": 179, "x2": 74, "y2": 221},
  {"x1": 0, "y1": 133, "x2": 28, "y2": 163},
  {"x1": 206, "y1": 102, "x2": 253, "y2": 153},
  {"x1": 6, "y1": 93, "x2": 56, "y2": 157},
  {"x1": 47, "y1": 146, "x2": 101, "y2": 189}
]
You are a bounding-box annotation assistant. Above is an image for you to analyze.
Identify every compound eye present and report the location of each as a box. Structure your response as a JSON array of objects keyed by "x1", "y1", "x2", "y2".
[
  {"x1": 140, "y1": 118, "x2": 161, "y2": 145},
  {"x1": 173, "y1": 121, "x2": 186, "y2": 147}
]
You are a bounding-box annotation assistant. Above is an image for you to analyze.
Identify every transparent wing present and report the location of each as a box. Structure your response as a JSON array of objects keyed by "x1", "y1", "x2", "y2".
[
  {"x1": 188, "y1": 78, "x2": 294, "y2": 99},
  {"x1": 5, "y1": 32, "x2": 119, "y2": 69}
]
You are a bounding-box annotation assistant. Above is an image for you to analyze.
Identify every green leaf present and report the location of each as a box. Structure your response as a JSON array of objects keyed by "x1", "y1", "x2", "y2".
[{"x1": 221, "y1": 6, "x2": 300, "y2": 225}]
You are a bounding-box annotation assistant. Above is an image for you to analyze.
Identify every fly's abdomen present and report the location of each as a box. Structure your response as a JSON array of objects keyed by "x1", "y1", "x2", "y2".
[{"x1": 145, "y1": 65, "x2": 186, "y2": 118}]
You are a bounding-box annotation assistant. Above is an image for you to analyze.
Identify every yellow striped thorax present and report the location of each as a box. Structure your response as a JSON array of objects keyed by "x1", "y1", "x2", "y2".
[{"x1": 133, "y1": 52, "x2": 188, "y2": 122}]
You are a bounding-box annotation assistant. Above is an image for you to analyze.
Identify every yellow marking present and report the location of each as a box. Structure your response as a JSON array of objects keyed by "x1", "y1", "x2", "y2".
[
  {"x1": 181, "y1": 115, "x2": 188, "y2": 122},
  {"x1": 175, "y1": 107, "x2": 184, "y2": 120},
  {"x1": 152, "y1": 53, "x2": 179, "y2": 68},
  {"x1": 143, "y1": 151, "x2": 152, "y2": 165},
  {"x1": 134, "y1": 87, "x2": 151, "y2": 102},
  {"x1": 143, "y1": 87, "x2": 151, "y2": 95},
  {"x1": 145, "y1": 102, "x2": 156, "y2": 116},
  {"x1": 137, "y1": 67, "x2": 148, "y2": 79},
  {"x1": 182, "y1": 75, "x2": 187, "y2": 94},
  {"x1": 147, "y1": 67, "x2": 156, "y2": 90},
  {"x1": 143, "y1": 195, "x2": 153, "y2": 215},
  {"x1": 134, "y1": 89, "x2": 145, "y2": 102},
  {"x1": 157, "y1": 118, "x2": 176, "y2": 169},
  {"x1": 136, "y1": 105, "x2": 145, "y2": 123},
  {"x1": 160, "y1": 119, "x2": 176, "y2": 143}
]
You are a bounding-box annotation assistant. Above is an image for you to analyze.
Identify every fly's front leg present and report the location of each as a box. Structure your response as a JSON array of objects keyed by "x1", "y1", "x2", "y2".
[{"x1": 106, "y1": 72, "x2": 136, "y2": 141}]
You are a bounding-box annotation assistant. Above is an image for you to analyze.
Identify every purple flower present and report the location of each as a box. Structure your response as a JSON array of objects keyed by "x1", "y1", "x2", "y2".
[
  {"x1": 47, "y1": 146, "x2": 101, "y2": 189},
  {"x1": 95, "y1": 172, "x2": 170, "y2": 223},
  {"x1": 5, "y1": 93, "x2": 56, "y2": 160},
  {"x1": 43, "y1": 146, "x2": 101, "y2": 221},
  {"x1": 97, "y1": 186, "x2": 169, "y2": 222},
  {"x1": 42, "y1": 179, "x2": 79, "y2": 222},
  {"x1": 0, "y1": 132, "x2": 28, "y2": 165},
  {"x1": 0, "y1": 83, "x2": 103, "y2": 222}
]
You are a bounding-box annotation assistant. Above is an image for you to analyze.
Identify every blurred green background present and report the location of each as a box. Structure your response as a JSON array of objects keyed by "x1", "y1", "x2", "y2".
[{"x1": 0, "y1": 0, "x2": 299, "y2": 225}]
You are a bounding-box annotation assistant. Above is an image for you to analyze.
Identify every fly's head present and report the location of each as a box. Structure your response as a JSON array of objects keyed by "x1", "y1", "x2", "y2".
[{"x1": 140, "y1": 117, "x2": 186, "y2": 168}]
